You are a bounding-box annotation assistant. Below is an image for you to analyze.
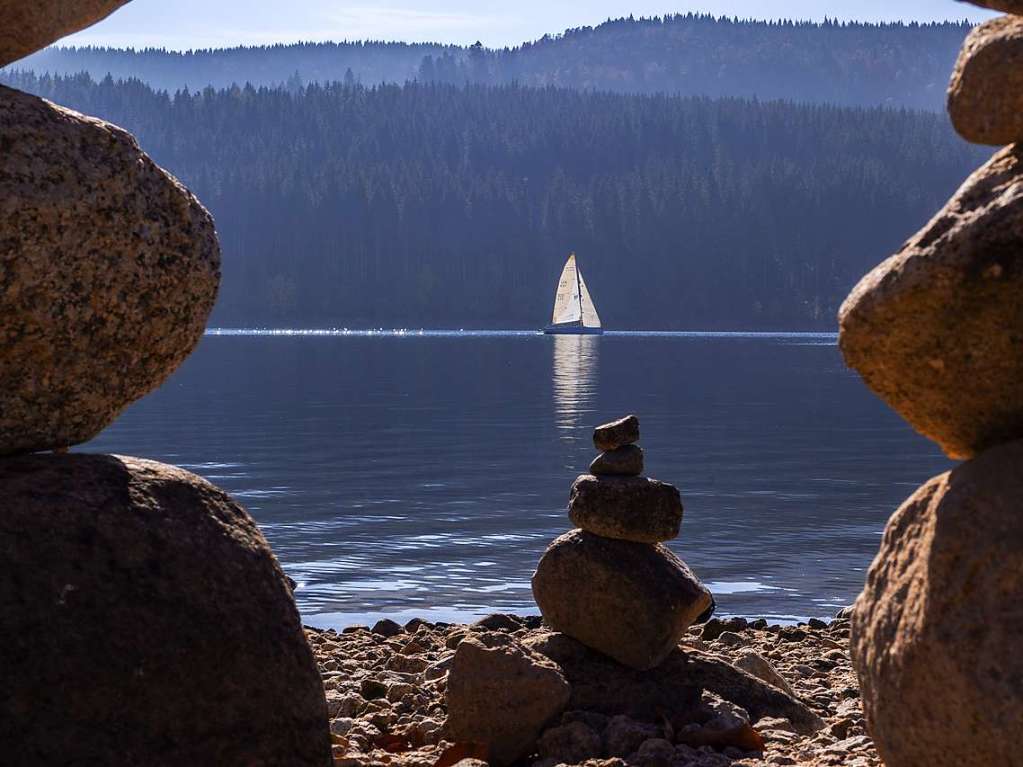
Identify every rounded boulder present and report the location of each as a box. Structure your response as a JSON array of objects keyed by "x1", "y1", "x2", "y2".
[
  {"x1": 850, "y1": 439, "x2": 1023, "y2": 767},
  {"x1": 949, "y1": 16, "x2": 1023, "y2": 146},
  {"x1": 0, "y1": 453, "x2": 331, "y2": 766},
  {"x1": 838, "y1": 143, "x2": 1023, "y2": 459},
  {"x1": 0, "y1": 1, "x2": 131, "y2": 66},
  {"x1": 0, "y1": 85, "x2": 220, "y2": 456},
  {"x1": 532, "y1": 530, "x2": 712, "y2": 670}
]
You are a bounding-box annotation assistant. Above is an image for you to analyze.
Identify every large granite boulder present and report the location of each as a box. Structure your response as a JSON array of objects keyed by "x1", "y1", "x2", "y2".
[
  {"x1": 850, "y1": 439, "x2": 1023, "y2": 767},
  {"x1": 0, "y1": 453, "x2": 331, "y2": 766},
  {"x1": 0, "y1": 0, "x2": 132, "y2": 66},
  {"x1": 0, "y1": 86, "x2": 220, "y2": 456},
  {"x1": 445, "y1": 632, "x2": 570, "y2": 766},
  {"x1": 838, "y1": 143, "x2": 1023, "y2": 459},
  {"x1": 963, "y1": 0, "x2": 1023, "y2": 12},
  {"x1": 532, "y1": 530, "x2": 712, "y2": 670},
  {"x1": 948, "y1": 15, "x2": 1023, "y2": 146},
  {"x1": 957, "y1": 0, "x2": 1023, "y2": 11},
  {"x1": 568, "y1": 474, "x2": 683, "y2": 543}
]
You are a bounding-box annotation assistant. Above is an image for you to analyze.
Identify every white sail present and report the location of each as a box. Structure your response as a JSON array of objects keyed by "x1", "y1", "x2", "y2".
[
  {"x1": 551, "y1": 255, "x2": 582, "y2": 325},
  {"x1": 578, "y1": 271, "x2": 601, "y2": 328}
]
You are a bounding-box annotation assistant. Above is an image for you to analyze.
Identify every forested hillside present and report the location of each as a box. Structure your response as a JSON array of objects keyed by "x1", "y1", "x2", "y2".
[
  {"x1": 8, "y1": 15, "x2": 972, "y2": 110},
  {"x1": 1, "y1": 71, "x2": 988, "y2": 329}
]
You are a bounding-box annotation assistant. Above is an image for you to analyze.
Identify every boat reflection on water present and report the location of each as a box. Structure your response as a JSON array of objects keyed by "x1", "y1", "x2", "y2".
[{"x1": 551, "y1": 333, "x2": 600, "y2": 439}]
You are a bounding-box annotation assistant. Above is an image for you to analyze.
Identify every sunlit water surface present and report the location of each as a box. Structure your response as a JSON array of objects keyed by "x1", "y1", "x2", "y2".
[{"x1": 85, "y1": 331, "x2": 950, "y2": 627}]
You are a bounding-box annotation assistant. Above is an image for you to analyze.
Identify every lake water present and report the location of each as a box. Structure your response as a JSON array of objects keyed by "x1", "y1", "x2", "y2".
[{"x1": 84, "y1": 330, "x2": 950, "y2": 627}]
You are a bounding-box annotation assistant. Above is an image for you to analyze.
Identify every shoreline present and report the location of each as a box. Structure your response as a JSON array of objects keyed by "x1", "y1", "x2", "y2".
[{"x1": 309, "y1": 611, "x2": 876, "y2": 767}]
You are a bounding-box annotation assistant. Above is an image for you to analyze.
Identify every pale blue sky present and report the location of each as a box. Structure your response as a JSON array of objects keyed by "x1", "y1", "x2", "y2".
[{"x1": 64, "y1": 0, "x2": 996, "y2": 50}]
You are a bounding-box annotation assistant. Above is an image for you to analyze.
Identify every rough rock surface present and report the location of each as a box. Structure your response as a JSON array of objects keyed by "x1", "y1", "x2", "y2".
[
  {"x1": 0, "y1": 86, "x2": 220, "y2": 456},
  {"x1": 850, "y1": 439, "x2": 1023, "y2": 767},
  {"x1": 838, "y1": 143, "x2": 1023, "y2": 459},
  {"x1": 568, "y1": 474, "x2": 683, "y2": 542},
  {"x1": 308, "y1": 612, "x2": 876, "y2": 767},
  {"x1": 589, "y1": 444, "x2": 644, "y2": 477},
  {"x1": 0, "y1": 452, "x2": 331, "y2": 766},
  {"x1": 964, "y1": 0, "x2": 1023, "y2": 12},
  {"x1": 948, "y1": 15, "x2": 1023, "y2": 146},
  {"x1": 524, "y1": 631, "x2": 702, "y2": 721},
  {"x1": 593, "y1": 415, "x2": 640, "y2": 451},
  {"x1": 0, "y1": 0, "x2": 131, "y2": 66},
  {"x1": 445, "y1": 633, "x2": 570, "y2": 766},
  {"x1": 532, "y1": 530, "x2": 712, "y2": 669}
]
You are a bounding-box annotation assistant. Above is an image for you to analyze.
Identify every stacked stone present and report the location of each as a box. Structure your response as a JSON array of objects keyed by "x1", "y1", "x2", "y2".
[
  {"x1": 532, "y1": 415, "x2": 714, "y2": 671},
  {"x1": 840, "y1": 4, "x2": 1023, "y2": 765},
  {"x1": 0, "y1": 4, "x2": 331, "y2": 764}
]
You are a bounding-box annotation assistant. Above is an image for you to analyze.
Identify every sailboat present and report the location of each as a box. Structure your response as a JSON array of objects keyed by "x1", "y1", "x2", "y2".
[{"x1": 544, "y1": 253, "x2": 603, "y2": 335}]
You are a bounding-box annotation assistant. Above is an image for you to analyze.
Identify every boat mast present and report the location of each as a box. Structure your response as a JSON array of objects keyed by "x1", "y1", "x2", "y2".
[{"x1": 573, "y1": 253, "x2": 585, "y2": 323}]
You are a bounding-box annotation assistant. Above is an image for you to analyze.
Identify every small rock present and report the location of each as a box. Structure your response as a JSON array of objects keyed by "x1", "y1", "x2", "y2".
[
  {"x1": 734, "y1": 652, "x2": 796, "y2": 697},
  {"x1": 532, "y1": 530, "x2": 712, "y2": 670},
  {"x1": 524, "y1": 632, "x2": 701, "y2": 721},
  {"x1": 362, "y1": 683, "x2": 388, "y2": 703},
  {"x1": 446, "y1": 633, "x2": 570, "y2": 767},
  {"x1": 538, "y1": 721, "x2": 603, "y2": 763},
  {"x1": 371, "y1": 619, "x2": 404, "y2": 637},
  {"x1": 949, "y1": 16, "x2": 1023, "y2": 146},
  {"x1": 567, "y1": 474, "x2": 684, "y2": 543},
  {"x1": 631, "y1": 738, "x2": 674, "y2": 766},
  {"x1": 589, "y1": 445, "x2": 644, "y2": 477},
  {"x1": 715, "y1": 631, "x2": 744, "y2": 647},
  {"x1": 593, "y1": 414, "x2": 640, "y2": 451},
  {"x1": 807, "y1": 618, "x2": 828, "y2": 630},
  {"x1": 474, "y1": 613, "x2": 523, "y2": 632},
  {"x1": 603, "y1": 715, "x2": 659, "y2": 757},
  {"x1": 404, "y1": 618, "x2": 433, "y2": 632}
]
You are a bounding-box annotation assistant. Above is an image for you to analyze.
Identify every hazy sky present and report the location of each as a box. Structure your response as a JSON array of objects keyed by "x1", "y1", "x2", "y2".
[{"x1": 64, "y1": 1, "x2": 996, "y2": 50}]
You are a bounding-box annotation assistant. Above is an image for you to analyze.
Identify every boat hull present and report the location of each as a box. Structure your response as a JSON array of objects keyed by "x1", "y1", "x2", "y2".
[{"x1": 543, "y1": 324, "x2": 604, "y2": 335}]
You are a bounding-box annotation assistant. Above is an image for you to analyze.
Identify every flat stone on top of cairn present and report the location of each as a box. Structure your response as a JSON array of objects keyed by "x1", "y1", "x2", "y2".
[
  {"x1": 593, "y1": 414, "x2": 639, "y2": 451},
  {"x1": 568, "y1": 473, "x2": 682, "y2": 543}
]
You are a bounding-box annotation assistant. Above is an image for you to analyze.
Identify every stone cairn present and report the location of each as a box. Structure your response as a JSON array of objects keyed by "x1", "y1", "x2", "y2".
[
  {"x1": 532, "y1": 414, "x2": 715, "y2": 671},
  {"x1": 0, "y1": 4, "x2": 331, "y2": 764},
  {"x1": 840, "y1": 3, "x2": 1023, "y2": 765},
  {"x1": 445, "y1": 415, "x2": 824, "y2": 766}
]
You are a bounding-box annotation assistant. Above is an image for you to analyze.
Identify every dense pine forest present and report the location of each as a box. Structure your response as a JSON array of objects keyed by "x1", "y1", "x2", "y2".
[
  {"x1": 8, "y1": 15, "x2": 972, "y2": 110},
  {"x1": 2, "y1": 70, "x2": 988, "y2": 329}
]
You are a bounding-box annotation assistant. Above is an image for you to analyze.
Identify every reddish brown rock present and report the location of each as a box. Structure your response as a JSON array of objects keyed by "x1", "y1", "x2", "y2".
[
  {"x1": 948, "y1": 16, "x2": 1023, "y2": 146},
  {"x1": 568, "y1": 474, "x2": 683, "y2": 543},
  {"x1": 589, "y1": 445, "x2": 644, "y2": 477},
  {"x1": 0, "y1": 1, "x2": 132, "y2": 66},
  {"x1": 961, "y1": 0, "x2": 1023, "y2": 11},
  {"x1": 0, "y1": 86, "x2": 220, "y2": 456},
  {"x1": 838, "y1": 143, "x2": 1023, "y2": 459},
  {"x1": 850, "y1": 439, "x2": 1023, "y2": 767},
  {"x1": 593, "y1": 414, "x2": 640, "y2": 451},
  {"x1": 0, "y1": 453, "x2": 331, "y2": 766},
  {"x1": 532, "y1": 530, "x2": 712, "y2": 670},
  {"x1": 445, "y1": 632, "x2": 570, "y2": 766}
]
